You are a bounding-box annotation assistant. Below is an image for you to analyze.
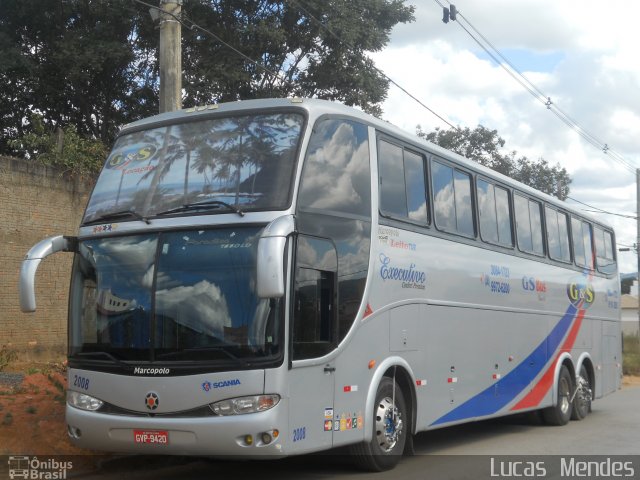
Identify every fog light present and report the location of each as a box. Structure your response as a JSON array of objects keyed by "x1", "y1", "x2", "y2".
[
  {"x1": 244, "y1": 434, "x2": 253, "y2": 446},
  {"x1": 261, "y1": 432, "x2": 272, "y2": 444},
  {"x1": 67, "y1": 425, "x2": 82, "y2": 439}
]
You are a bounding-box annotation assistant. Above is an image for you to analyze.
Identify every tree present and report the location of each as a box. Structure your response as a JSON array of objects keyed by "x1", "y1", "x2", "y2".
[
  {"x1": 8, "y1": 114, "x2": 107, "y2": 177},
  {"x1": 0, "y1": 0, "x2": 157, "y2": 153},
  {"x1": 418, "y1": 125, "x2": 571, "y2": 200},
  {"x1": 0, "y1": 0, "x2": 415, "y2": 161}
]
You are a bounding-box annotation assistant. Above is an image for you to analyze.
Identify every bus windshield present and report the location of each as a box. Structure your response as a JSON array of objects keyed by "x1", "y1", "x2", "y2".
[
  {"x1": 83, "y1": 112, "x2": 304, "y2": 224},
  {"x1": 69, "y1": 226, "x2": 281, "y2": 364}
]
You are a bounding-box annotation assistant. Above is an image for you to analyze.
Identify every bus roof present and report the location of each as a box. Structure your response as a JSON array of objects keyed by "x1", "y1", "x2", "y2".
[{"x1": 119, "y1": 97, "x2": 609, "y2": 230}]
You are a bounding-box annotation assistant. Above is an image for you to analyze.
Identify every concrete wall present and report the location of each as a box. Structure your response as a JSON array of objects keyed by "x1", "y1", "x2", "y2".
[{"x1": 0, "y1": 156, "x2": 92, "y2": 358}]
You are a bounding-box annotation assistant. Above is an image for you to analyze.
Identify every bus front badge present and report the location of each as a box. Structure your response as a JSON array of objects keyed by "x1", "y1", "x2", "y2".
[{"x1": 145, "y1": 392, "x2": 159, "y2": 410}]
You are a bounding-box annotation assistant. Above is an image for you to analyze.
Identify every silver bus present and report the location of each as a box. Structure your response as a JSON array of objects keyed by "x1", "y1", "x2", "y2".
[{"x1": 19, "y1": 98, "x2": 621, "y2": 471}]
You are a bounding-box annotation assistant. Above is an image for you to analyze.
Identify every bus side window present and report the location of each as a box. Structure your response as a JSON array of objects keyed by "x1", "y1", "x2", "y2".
[
  {"x1": 404, "y1": 150, "x2": 428, "y2": 223},
  {"x1": 571, "y1": 217, "x2": 594, "y2": 269},
  {"x1": 477, "y1": 179, "x2": 513, "y2": 246},
  {"x1": 298, "y1": 118, "x2": 371, "y2": 217},
  {"x1": 515, "y1": 194, "x2": 544, "y2": 255},
  {"x1": 432, "y1": 159, "x2": 474, "y2": 237},
  {"x1": 379, "y1": 140, "x2": 407, "y2": 218},
  {"x1": 292, "y1": 235, "x2": 338, "y2": 360},
  {"x1": 495, "y1": 186, "x2": 513, "y2": 246},
  {"x1": 595, "y1": 226, "x2": 617, "y2": 275},
  {"x1": 545, "y1": 207, "x2": 571, "y2": 263},
  {"x1": 378, "y1": 139, "x2": 428, "y2": 224}
]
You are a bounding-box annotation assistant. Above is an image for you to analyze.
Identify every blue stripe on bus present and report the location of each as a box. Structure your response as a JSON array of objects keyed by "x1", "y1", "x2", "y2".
[{"x1": 430, "y1": 304, "x2": 577, "y2": 426}]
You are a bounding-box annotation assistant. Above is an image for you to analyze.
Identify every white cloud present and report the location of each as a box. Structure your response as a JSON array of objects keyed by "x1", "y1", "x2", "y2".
[
  {"x1": 155, "y1": 279, "x2": 232, "y2": 336},
  {"x1": 370, "y1": 0, "x2": 640, "y2": 272}
]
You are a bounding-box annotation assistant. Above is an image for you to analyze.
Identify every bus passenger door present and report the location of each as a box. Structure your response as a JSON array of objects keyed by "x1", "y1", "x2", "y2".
[{"x1": 287, "y1": 236, "x2": 337, "y2": 453}]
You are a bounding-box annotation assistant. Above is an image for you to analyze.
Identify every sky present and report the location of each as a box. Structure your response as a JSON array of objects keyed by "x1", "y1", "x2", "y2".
[{"x1": 369, "y1": 0, "x2": 640, "y2": 274}]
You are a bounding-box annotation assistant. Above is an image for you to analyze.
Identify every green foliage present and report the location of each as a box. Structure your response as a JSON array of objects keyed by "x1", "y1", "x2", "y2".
[
  {"x1": 9, "y1": 115, "x2": 107, "y2": 178},
  {"x1": 0, "y1": 0, "x2": 156, "y2": 151},
  {"x1": 25, "y1": 405, "x2": 37, "y2": 415},
  {"x1": 0, "y1": 0, "x2": 415, "y2": 160},
  {"x1": 177, "y1": 0, "x2": 415, "y2": 116},
  {"x1": 418, "y1": 125, "x2": 572, "y2": 200},
  {"x1": 0, "y1": 345, "x2": 17, "y2": 372},
  {"x1": 623, "y1": 334, "x2": 640, "y2": 376}
]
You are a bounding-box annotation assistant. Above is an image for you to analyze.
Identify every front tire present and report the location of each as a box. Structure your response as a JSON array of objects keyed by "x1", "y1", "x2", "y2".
[
  {"x1": 350, "y1": 377, "x2": 407, "y2": 471},
  {"x1": 542, "y1": 364, "x2": 573, "y2": 426}
]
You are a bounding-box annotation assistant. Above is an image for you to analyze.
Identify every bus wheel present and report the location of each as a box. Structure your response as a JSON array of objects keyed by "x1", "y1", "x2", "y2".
[
  {"x1": 542, "y1": 365, "x2": 573, "y2": 426},
  {"x1": 350, "y1": 377, "x2": 407, "y2": 471},
  {"x1": 571, "y1": 365, "x2": 592, "y2": 420}
]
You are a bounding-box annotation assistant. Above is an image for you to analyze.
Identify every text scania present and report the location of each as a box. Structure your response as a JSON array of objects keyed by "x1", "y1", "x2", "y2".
[
  {"x1": 134, "y1": 367, "x2": 170, "y2": 375},
  {"x1": 379, "y1": 254, "x2": 426, "y2": 290},
  {"x1": 202, "y1": 379, "x2": 241, "y2": 392}
]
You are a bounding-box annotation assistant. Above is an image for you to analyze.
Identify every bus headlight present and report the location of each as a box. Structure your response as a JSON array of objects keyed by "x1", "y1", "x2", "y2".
[
  {"x1": 210, "y1": 394, "x2": 280, "y2": 416},
  {"x1": 67, "y1": 391, "x2": 104, "y2": 411}
]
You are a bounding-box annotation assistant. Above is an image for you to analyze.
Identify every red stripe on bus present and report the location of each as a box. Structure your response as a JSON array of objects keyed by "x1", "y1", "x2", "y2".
[{"x1": 511, "y1": 308, "x2": 586, "y2": 411}]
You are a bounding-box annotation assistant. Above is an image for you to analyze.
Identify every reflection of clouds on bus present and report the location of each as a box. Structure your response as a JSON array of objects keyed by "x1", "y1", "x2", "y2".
[
  {"x1": 297, "y1": 236, "x2": 337, "y2": 271},
  {"x1": 335, "y1": 241, "x2": 371, "y2": 279},
  {"x1": 155, "y1": 280, "x2": 232, "y2": 336},
  {"x1": 88, "y1": 238, "x2": 157, "y2": 292},
  {"x1": 453, "y1": 175, "x2": 473, "y2": 231},
  {"x1": 434, "y1": 182, "x2": 455, "y2": 229},
  {"x1": 409, "y1": 201, "x2": 427, "y2": 222},
  {"x1": 99, "y1": 237, "x2": 156, "y2": 267},
  {"x1": 299, "y1": 122, "x2": 369, "y2": 213}
]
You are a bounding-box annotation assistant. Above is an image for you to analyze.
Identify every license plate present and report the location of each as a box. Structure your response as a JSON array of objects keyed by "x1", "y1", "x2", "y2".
[{"x1": 133, "y1": 430, "x2": 169, "y2": 444}]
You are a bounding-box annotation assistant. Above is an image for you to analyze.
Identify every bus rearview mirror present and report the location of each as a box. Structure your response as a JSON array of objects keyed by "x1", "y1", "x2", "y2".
[
  {"x1": 256, "y1": 215, "x2": 295, "y2": 299},
  {"x1": 19, "y1": 235, "x2": 77, "y2": 312}
]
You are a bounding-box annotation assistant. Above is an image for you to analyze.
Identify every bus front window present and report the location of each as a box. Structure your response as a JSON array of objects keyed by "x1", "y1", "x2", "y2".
[
  {"x1": 69, "y1": 227, "x2": 281, "y2": 365},
  {"x1": 82, "y1": 113, "x2": 304, "y2": 225}
]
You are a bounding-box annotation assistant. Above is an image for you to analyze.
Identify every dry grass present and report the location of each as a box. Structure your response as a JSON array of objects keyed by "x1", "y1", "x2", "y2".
[{"x1": 623, "y1": 334, "x2": 640, "y2": 376}]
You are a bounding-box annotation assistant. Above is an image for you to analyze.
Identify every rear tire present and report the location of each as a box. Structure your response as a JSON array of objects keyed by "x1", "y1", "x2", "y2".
[
  {"x1": 571, "y1": 365, "x2": 592, "y2": 420},
  {"x1": 542, "y1": 365, "x2": 573, "y2": 426},
  {"x1": 350, "y1": 377, "x2": 407, "y2": 471}
]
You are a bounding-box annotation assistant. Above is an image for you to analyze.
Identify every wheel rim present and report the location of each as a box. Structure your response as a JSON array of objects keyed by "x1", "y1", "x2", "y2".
[
  {"x1": 576, "y1": 374, "x2": 591, "y2": 412},
  {"x1": 559, "y1": 375, "x2": 571, "y2": 414},
  {"x1": 375, "y1": 396, "x2": 403, "y2": 452}
]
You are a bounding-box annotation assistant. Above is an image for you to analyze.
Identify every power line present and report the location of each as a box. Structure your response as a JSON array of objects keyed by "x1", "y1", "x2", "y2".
[
  {"x1": 134, "y1": 0, "x2": 457, "y2": 129},
  {"x1": 437, "y1": 1, "x2": 638, "y2": 175},
  {"x1": 566, "y1": 196, "x2": 637, "y2": 220},
  {"x1": 132, "y1": 0, "x2": 291, "y2": 89},
  {"x1": 287, "y1": 0, "x2": 457, "y2": 129}
]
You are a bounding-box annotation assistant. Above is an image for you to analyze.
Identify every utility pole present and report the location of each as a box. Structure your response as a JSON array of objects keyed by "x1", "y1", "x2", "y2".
[{"x1": 158, "y1": 0, "x2": 182, "y2": 113}]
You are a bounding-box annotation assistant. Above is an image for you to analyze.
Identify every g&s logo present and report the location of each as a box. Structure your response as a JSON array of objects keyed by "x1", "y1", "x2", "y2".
[{"x1": 567, "y1": 278, "x2": 595, "y2": 309}]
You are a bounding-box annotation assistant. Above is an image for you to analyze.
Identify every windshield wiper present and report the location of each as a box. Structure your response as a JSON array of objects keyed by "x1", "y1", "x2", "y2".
[
  {"x1": 83, "y1": 209, "x2": 150, "y2": 226},
  {"x1": 71, "y1": 351, "x2": 131, "y2": 368},
  {"x1": 156, "y1": 346, "x2": 249, "y2": 366},
  {"x1": 155, "y1": 200, "x2": 245, "y2": 217}
]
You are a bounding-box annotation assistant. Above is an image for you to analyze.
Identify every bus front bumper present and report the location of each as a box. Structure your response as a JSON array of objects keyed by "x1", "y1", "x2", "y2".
[{"x1": 65, "y1": 400, "x2": 289, "y2": 457}]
